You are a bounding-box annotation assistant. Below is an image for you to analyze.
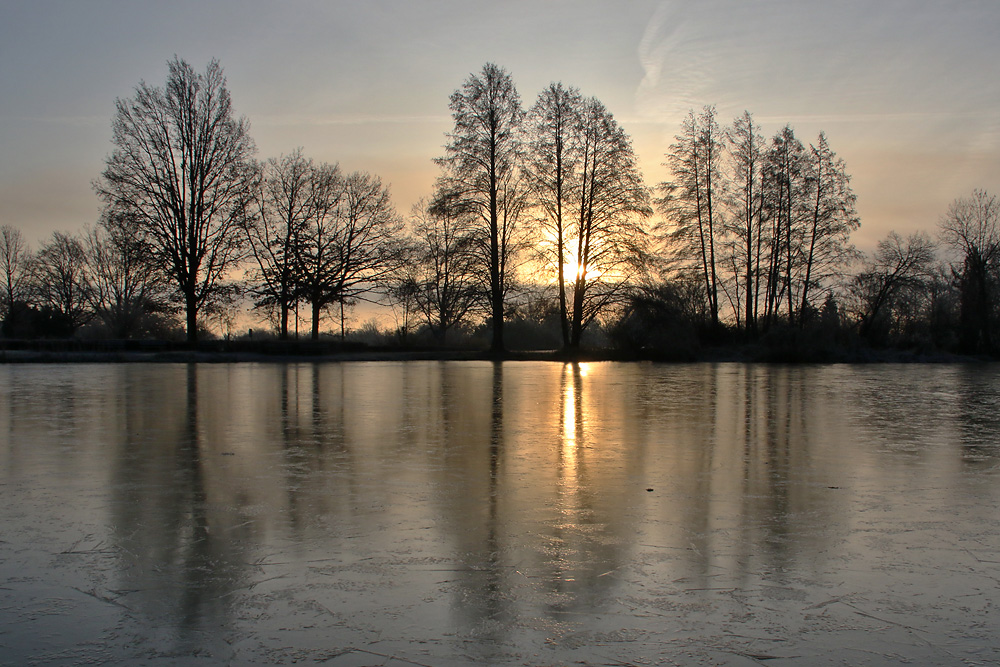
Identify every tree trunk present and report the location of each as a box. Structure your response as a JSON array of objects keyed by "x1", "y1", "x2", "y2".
[
  {"x1": 311, "y1": 299, "x2": 321, "y2": 341},
  {"x1": 185, "y1": 293, "x2": 198, "y2": 343},
  {"x1": 279, "y1": 303, "x2": 289, "y2": 340}
]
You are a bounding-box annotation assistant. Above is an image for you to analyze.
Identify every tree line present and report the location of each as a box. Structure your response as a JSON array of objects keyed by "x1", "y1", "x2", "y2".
[{"x1": 2, "y1": 57, "x2": 998, "y2": 357}]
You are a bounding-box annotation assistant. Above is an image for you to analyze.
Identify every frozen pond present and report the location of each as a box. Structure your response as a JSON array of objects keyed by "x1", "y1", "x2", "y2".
[{"x1": 1, "y1": 361, "x2": 999, "y2": 666}]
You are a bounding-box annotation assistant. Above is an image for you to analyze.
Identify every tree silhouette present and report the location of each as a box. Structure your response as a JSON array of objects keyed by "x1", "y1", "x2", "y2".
[
  {"x1": 661, "y1": 106, "x2": 724, "y2": 330},
  {"x1": 83, "y1": 210, "x2": 170, "y2": 338},
  {"x1": 850, "y1": 230, "x2": 936, "y2": 343},
  {"x1": 33, "y1": 231, "x2": 91, "y2": 331},
  {"x1": 0, "y1": 225, "x2": 32, "y2": 327},
  {"x1": 409, "y1": 193, "x2": 480, "y2": 343},
  {"x1": 565, "y1": 98, "x2": 651, "y2": 348},
  {"x1": 525, "y1": 82, "x2": 584, "y2": 348},
  {"x1": 244, "y1": 149, "x2": 315, "y2": 339},
  {"x1": 96, "y1": 57, "x2": 255, "y2": 342},
  {"x1": 435, "y1": 63, "x2": 525, "y2": 353},
  {"x1": 939, "y1": 189, "x2": 1000, "y2": 353},
  {"x1": 297, "y1": 169, "x2": 406, "y2": 340}
]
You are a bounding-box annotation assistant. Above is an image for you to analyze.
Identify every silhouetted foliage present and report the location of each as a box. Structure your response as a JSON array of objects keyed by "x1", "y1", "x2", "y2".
[{"x1": 611, "y1": 281, "x2": 702, "y2": 359}]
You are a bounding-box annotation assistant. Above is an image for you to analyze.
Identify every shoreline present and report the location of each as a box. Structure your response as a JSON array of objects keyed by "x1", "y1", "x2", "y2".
[{"x1": 0, "y1": 342, "x2": 988, "y2": 365}]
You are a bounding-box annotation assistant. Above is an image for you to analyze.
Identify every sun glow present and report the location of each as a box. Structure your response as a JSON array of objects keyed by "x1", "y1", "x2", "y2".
[{"x1": 541, "y1": 231, "x2": 603, "y2": 283}]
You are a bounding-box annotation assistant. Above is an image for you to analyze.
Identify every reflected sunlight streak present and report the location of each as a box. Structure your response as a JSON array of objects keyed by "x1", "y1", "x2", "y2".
[{"x1": 559, "y1": 363, "x2": 585, "y2": 504}]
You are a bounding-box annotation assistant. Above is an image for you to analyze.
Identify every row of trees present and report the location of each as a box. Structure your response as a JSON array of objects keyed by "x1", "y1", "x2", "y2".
[
  {"x1": 82, "y1": 58, "x2": 658, "y2": 349},
  {"x1": 1, "y1": 218, "x2": 171, "y2": 338},
  {"x1": 844, "y1": 190, "x2": 1000, "y2": 355},
  {"x1": 4, "y1": 57, "x2": 998, "y2": 356},
  {"x1": 660, "y1": 106, "x2": 860, "y2": 334}
]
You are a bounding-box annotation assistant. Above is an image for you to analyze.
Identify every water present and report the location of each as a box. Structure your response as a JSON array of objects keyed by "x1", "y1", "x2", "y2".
[{"x1": 1, "y1": 361, "x2": 999, "y2": 666}]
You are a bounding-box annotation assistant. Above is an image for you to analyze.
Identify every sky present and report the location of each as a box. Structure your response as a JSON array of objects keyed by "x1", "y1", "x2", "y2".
[{"x1": 2, "y1": 0, "x2": 999, "y2": 253}]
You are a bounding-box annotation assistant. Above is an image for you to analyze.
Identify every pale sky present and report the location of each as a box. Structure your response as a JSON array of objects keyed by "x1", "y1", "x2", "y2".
[{"x1": 2, "y1": 0, "x2": 998, "y2": 252}]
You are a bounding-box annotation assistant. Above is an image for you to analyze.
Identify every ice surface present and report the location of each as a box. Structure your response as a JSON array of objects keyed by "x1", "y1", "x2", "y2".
[{"x1": 1, "y1": 361, "x2": 999, "y2": 665}]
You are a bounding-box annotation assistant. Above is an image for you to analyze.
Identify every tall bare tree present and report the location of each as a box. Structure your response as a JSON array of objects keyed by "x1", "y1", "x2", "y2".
[
  {"x1": 96, "y1": 57, "x2": 255, "y2": 342},
  {"x1": 797, "y1": 132, "x2": 860, "y2": 323},
  {"x1": 661, "y1": 106, "x2": 724, "y2": 329},
  {"x1": 524, "y1": 82, "x2": 583, "y2": 347},
  {"x1": 723, "y1": 111, "x2": 766, "y2": 333},
  {"x1": 435, "y1": 63, "x2": 525, "y2": 353},
  {"x1": 566, "y1": 98, "x2": 652, "y2": 348},
  {"x1": 245, "y1": 149, "x2": 314, "y2": 339},
  {"x1": 0, "y1": 225, "x2": 32, "y2": 326},
  {"x1": 760, "y1": 125, "x2": 809, "y2": 327}
]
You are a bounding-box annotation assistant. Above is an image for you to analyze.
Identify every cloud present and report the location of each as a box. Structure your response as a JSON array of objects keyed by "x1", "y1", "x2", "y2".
[{"x1": 253, "y1": 113, "x2": 452, "y2": 128}]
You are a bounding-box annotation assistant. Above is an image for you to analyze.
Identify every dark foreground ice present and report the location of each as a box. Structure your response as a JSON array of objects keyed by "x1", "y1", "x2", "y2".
[{"x1": 1, "y1": 361, "x2": 999, "y2": 666}]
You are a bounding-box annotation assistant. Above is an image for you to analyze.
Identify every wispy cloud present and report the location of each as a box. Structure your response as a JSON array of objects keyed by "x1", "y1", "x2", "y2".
[
  {"x1": 4, "y1": 115, "x2": 106, "y2": 127},
  {"x1": 253, "y1": 113, "x2": 451, "y2": 127}
]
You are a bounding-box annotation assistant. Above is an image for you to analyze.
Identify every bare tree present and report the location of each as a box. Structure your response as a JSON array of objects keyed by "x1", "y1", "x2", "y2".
[
  {"x1": 850, "y1": 230, "x2": 936, "y2": 342},
  {"x1": 83, "y1": 210, "x2": 170, "y2": 338},
  {"x1": 661, "y1": 106, "x2": 724, "y2": 330},
  {"x1": 408, "y1": 193, "x2": 480, "y2": 343},
  {"x1": 797, "y1": 132, "x2": 860, "y2": 323},
  {"x1": 0, "y1": 225, "x2": 32, "y2": 327},
  {"x1": 33, "y1": 231, "x2": 91, "y2": 331},
  {"x1": 759, "y1": 125, "x2": 810, "y2": 327},
  {"x1": 96, "y1": 57, "x2": 255, "y2": 342},
  {"x1": 245, "y1": 149, "x2": 314, "y2": 339},
  {"x1": 524, "y1": 82, "x2": 584, "y2": 347},
  {"x1": 723, "y1": 111, "x2": 766, "y2": 333},
  {"x1": 298, "y1": 169, "x2": 407, "y2": 340},
  {"x1": 566, "y1": 98, "x2": 652, "y2": 348},
  {"x1": 435, "y1": 62, "x2": 525, "y2": 353},
  {"x1": 939, "y1": 189, "x2": 1000, "y2": 353},
  {"x1": 296, "y1": 162, "x2": 343, "y2": 340}
]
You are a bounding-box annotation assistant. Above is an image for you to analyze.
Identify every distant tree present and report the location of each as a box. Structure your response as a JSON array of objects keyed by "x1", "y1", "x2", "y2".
[
  {"x1": 850, "y1": 231, "x2": 936, "y2": 343},
  {"x1": 939, "y1": 189, "x2": 1000, "y2": 353},
  {"x1": 83, "y1": 209, "x2": 170, "y2": 338},
  {"x1": 0, "y1": 225, "x2": 33, "y2": 328},
  {"x1": 297, "y1": 169, "x2": 406, "y2": 340},
  {"x1": 661, "y1": 106, "x2": 725, "y2": 330},
  {"x1": 409, "y1": 193, "x2": 480, "y2": 342},
  {"x1": 245, "y1": 149, "x2": 315, "y2": 339},
  {"x1": 435, "y1": 62, "x2": 525, "y2": 353},
  {"x1": 33, "y1": 231, "x2": 91, "y2": 332},
  {"x1": 96, "y1": 57, "x2": 256, "y2": 342}
]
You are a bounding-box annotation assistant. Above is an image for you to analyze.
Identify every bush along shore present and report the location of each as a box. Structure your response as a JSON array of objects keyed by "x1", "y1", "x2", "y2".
[{"x1": 0, "y1": 336, "x2": 987, "y2": 364}]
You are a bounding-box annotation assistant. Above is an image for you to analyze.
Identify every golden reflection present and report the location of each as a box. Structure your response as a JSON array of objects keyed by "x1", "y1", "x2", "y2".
[{"x1": 559, "y1": 362, "x2": 585, "y2": 499}]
